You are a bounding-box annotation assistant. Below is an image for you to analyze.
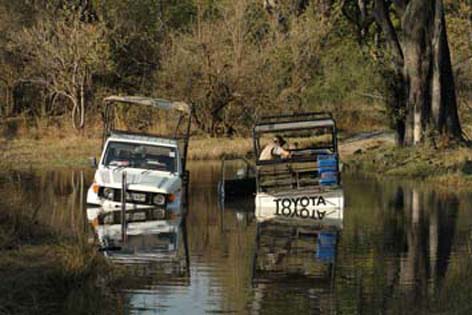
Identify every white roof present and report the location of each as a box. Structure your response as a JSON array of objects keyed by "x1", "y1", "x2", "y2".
[
  {"x1": 104, "y1": 95, "x2": 191, "y2": 114},
  {"x1": 108, "y1": 132, "x2": 178, "y2": 146}
]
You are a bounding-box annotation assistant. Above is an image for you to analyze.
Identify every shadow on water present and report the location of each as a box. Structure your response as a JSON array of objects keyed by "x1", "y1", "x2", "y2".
[{"x1": 1, "y1": 164, "x2": 472, "y2": 314}]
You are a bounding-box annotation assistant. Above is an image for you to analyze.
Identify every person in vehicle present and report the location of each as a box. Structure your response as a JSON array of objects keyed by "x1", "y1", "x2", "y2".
[{"x1": 259, "y1": 135, "x2": 291, "y2": 160}]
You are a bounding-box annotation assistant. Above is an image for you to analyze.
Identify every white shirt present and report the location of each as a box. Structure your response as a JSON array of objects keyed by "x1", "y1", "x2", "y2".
[{"x1": 259, "y1": 143, "x2": 284, "y2": 160}]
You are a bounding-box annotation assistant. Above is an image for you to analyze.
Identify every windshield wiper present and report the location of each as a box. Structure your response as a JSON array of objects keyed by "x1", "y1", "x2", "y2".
[
  {"x1": 112, "y1": 165, "x2": 128, "y2": 172},
  {"x1": 141, "y1": 169, "x2": 153, "y2": 175}
]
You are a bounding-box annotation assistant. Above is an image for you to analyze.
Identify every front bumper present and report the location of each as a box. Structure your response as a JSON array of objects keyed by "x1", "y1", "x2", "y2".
[{"x1": 86, "y1": 187, "x2": 182, "y2": 213}]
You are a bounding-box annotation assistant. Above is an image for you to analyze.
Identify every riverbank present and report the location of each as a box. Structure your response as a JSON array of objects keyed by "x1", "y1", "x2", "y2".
[
  {"x1": 1, "y1": 130, "x2": 472, "y2": 188},
  {"x1": 0, "y1": 200, "x2": 130, "y2": 314},
  {"x1": 343, "y1": 140, "x2": 472, "y2": 189},
  {"x1": 0, "y1": 210, "x2": 121, "y2": 314},
  {"x1": 0, "y1": 132, "x2": 256, "y2": 169}
]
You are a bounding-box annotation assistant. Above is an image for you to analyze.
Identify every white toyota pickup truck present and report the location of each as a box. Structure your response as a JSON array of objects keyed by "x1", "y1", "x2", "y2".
[{"x1": 87, "y1": 96, "x2": 192, "y2": 219}]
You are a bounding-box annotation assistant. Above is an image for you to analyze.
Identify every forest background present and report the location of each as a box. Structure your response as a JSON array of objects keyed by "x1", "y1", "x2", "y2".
[{"x1": 1, "y1": 0, "x2": 472, "y2": 146}]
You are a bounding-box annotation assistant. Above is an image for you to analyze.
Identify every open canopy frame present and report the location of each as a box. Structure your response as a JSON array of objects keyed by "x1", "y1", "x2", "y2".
[
  {"x1": 102, "y1": 95, "x2": 193, "y2": 170},
  {"x1": 253, "y1": 112, "x2": 338, "y2": 163},
  {"x1": 104, "y1": 96, "x2": 192, "y2": 114}
]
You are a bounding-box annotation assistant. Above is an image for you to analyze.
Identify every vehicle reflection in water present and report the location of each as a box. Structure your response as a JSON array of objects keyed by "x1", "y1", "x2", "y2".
[
  {"x1": 89, "y1": 210, "x2": 188, "y2": 264},
  {"x1": 250, "y1": 221, "x2": 340, "y2": 314},
  {"x1": 87, "y1": 207, "x2": 190, "y2": 312}
]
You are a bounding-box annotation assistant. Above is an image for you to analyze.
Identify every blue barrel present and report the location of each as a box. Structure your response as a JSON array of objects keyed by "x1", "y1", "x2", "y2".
[
  {"x1": 317, "y1": 155, "x2": 338, "y2": 186},
  {"x1": 316, "y1": 232, "x2": 337, "y2": 263}
]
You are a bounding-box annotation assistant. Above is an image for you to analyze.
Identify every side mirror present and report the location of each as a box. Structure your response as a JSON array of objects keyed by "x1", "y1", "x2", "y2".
[{"x1": 89, "y1": 157, "x2": 97, "y2": 169}]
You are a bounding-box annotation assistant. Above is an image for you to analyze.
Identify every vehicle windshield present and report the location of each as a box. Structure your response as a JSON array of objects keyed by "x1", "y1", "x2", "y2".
[{"x1": 103, "y1": 141, "x2": 177, "y2": 172}]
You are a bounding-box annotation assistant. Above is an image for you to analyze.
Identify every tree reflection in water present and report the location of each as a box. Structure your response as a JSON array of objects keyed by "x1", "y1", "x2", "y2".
[{"x1": 337, "y1": 176, "x2": 464, "y2": 314}]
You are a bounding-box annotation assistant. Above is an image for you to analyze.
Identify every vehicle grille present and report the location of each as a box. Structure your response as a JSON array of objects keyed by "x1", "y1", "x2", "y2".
[{"x1": 98, "y1": 188, "x2": 165, "y2": 206}]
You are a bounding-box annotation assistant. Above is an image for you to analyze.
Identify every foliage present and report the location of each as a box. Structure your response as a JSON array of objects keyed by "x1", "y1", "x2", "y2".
[
  {"x1": 1, "y1": 0, "x2": 471, "y2": 137},
  {"x1": 158, "y1": 0, "x2": 336, "y2": 135},
  {"x1": 18, "y1": 6, "x2": 110, "y2": 129},
  {"x1": 93, "y1": 0, "x2": 195, "y2": 94}
]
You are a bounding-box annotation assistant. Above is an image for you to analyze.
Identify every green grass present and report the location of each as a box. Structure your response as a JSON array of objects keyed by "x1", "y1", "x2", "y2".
[{"x1": 344, "y1": 143, "x2": 472, "y2": 190}]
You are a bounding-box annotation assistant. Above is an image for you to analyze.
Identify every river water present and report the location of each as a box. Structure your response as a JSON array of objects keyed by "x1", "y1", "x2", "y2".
[{"x1": 1, "y1": 162, "x2": 472, "y2": 314}]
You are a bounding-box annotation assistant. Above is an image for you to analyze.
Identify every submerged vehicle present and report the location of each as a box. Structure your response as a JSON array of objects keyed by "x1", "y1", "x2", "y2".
[
  {"x1": 253, "y1": 112, "x2": 344, "y2": 227},
  {"x1": 87, "y1": 96, "x2": 192, "y2": 217}
]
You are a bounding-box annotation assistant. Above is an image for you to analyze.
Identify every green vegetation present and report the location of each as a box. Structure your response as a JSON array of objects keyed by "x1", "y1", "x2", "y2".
[
  {"x1": 345, "y1": 143, "x2": 472, "y2": 189},
  {"x1": 1, "y1": 1, "x2": 471, "y2": 152},
  {"x1": 0, "y1": 0, "x2": 406, "y2": 135}
]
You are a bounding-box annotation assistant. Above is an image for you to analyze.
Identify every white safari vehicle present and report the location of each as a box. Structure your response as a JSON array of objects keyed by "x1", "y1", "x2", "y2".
[
  {"x1": 87, "y1": 96, "x2": 192, "y2": 218},
  {"x1": 253, "y1": 113, "x2": 344, "y2": 228}
]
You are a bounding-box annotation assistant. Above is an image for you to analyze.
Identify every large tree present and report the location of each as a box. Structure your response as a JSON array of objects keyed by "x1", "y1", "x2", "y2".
[{"x1": 345, "y1": 0, "x2": 462, "y2": 145}]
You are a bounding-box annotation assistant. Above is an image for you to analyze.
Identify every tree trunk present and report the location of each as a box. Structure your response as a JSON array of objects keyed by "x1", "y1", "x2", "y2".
[
  {"x1": 79, "y1": 79, "x2": 85, "y2": 129},
  {"x1": 367, "y1": 0, "x2": 462, "y2": 146},
  {"x1": 401, "y1": 0, "x2": 462, "y2": 145},
  {"x1": 3, "y1": 85, "x2": 14, "y2": 117},
  {"x1": 430, "y1": 0, "x2": 462, "y2": 139}
]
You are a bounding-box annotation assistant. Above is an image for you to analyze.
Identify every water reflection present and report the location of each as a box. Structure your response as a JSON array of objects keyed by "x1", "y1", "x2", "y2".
[
  {"x1": 252, "y1": 223, "x2": 339, "y2": 278},
  {"x1": 336, "y1": 176, "x2": 464, "y2": 314},
  {"x1": 250, "y1": 223, "x2": 339, "y2": 314},
  {"x1": 0, "y1": 169, "x2": 93, "y2": 236},
  {"x1": 1, "y1": 165, "x2": 472, "y2": 314},
  {"x1": 87, "y1": 206, "x2": 191, "y2": 314},
  {"x1": 88, "y1": 210, "x2": 189, "y2": 267}
]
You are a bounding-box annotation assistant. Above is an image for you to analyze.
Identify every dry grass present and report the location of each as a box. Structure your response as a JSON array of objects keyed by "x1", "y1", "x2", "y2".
[
  {"x1": 0, "y1": 134, "x2": 101, "y2": 169},
  {"x1": 0, "y1": 133, "x2": 255, "y2": 170},
  {"x1": 0, "y1": 242, "x2": 119, "y2": 315},
  {"x1": 2, "y1": 120, "x2": 472, "y2": 190},
  {"x1": 188, "y1": 137, "x2": 253, "y2": 160},
  {"x1": 0, "y1": 113, "x2": 389, "y2": 168}
]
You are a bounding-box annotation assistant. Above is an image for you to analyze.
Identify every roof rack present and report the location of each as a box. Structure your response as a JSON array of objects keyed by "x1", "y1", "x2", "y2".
[
  {"x1": 254, "y1": 112, "x2": 336, "y2": 134},
  {"x1": 109, "y1": 130, "x2": 188, "y2": 141},
  {"x1": 104, "y1": 95, "x2": 192, "y2": 114},
  {"x1": 256, "y1": 112, "x2": 333, "y2": 126}
]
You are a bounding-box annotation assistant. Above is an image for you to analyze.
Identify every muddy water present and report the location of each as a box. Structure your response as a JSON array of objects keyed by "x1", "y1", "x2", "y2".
[{"x1": 1, "y1": 163, "x2": 472, "y2": 314}]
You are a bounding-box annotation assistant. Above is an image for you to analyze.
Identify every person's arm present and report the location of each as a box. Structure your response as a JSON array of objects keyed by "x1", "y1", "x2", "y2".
[
  {"x1": 272, "y1": 146, "x2": 291, "y2": 159},
  {"x1": 280, "y1": 148, "x2": 291, "y2": 158}
]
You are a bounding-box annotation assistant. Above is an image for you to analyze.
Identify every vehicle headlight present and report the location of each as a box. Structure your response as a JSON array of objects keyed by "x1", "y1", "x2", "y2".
[
  {"x1": 153, "y1": 194, "x2": 166, "y2": 205},
  {"x1": 103, "y1": 187, "x2": 114, "y2": 200}
]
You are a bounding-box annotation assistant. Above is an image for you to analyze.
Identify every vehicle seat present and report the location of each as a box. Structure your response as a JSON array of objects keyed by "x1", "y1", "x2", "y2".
[
  {"x1": 117, "y1": 149, "x2": 131, "y2": 160},
  {"x1": 105, "y1": 148, "x2": 117, "y2": 164},
  {"x1": 159, "y1": 156, "x2": 175, "y2": 172}
]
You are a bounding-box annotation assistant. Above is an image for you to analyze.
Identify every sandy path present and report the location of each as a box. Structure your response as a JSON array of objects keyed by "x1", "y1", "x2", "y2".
[{"x1": 339, "y1": 131, "x2": 395, "y2": 158}]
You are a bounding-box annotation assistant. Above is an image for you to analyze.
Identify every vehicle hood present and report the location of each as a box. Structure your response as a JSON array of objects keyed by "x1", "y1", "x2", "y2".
[{"x1": 95, "y1": 167, "x2": 181, "y2": 194}]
